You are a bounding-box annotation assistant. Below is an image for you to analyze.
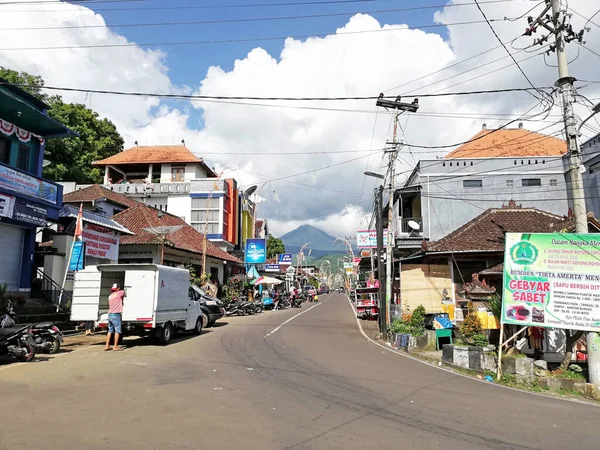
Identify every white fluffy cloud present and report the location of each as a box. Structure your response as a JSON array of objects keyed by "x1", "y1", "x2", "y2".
[{"x1": 2, "y1": 0, "x2": 599, "y2": 238}]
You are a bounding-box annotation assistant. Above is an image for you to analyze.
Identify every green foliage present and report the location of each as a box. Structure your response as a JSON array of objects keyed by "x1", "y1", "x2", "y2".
[
  {"x1": 390, "y1": 305, "x2": 426, "y2": 337},
  {"x1": 0, "y1": 67, "x2": 124, "y2": 184},
  {"x1": 488, "y1": 293, "x2": 502, "y2": 321},
  {"x1": 549, "y1": 368, "x2": 586, "y2": 380},
  {"x1": 266, "y1": 235, "x2": 286, "y2": 260},
  {"x1": 223, "y1": 276, "x2": 251, "y2": 303},
  {"x1": 308, "y1": 276, "x2": 319, "y2": 289},
  {"x1": 460, "y1": 312, "x2": 483, "y2": 339},
  {"x1": 472, "y1": 334, "x2": 489, "y2": 347}
]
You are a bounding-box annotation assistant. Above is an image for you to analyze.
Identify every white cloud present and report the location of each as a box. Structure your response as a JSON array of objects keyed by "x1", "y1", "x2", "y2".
[{"x1": 2, "y1": 0, "x2": 599, "y2": 237}]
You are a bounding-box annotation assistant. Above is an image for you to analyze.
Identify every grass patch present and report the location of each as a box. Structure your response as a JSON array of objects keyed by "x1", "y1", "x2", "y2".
[{"x1": 549, "y1": 369, "x2": 586, "y2": 380}]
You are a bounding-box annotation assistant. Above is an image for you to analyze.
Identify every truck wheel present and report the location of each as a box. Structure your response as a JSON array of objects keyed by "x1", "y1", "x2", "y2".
[
  {"x1": 193, "y1": 317, "x2": 203, "y2": 335},
  {"x1": 158, "y1": 322, "x2": 173, "y2": 345}
]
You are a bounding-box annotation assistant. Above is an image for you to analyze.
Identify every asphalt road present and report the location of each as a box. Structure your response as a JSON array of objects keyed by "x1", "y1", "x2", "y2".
[{"x1": 1, "y1": 293, "x2": 599, "y2": 450}]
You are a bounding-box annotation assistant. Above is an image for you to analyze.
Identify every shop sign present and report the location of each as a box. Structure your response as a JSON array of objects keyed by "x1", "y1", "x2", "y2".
[
  {"x1": 502, "y1": 232, "x2": 600, "y2": 332},
  {"x1": 353, "y1": 257, "x2": 362, "y2": 266},
  {"x1": 69, "y1": 241, "x2": 85, "y2": 271},
  {"x1": 343, "y1": 262, "x2": 353, "y2": 269},
  {"x1": 82, "y1": 224, "x2": 120, "y2": 260},
  {"x1": 265, "y1": 264, "x2": 280, "y2": 272},
  {"x1": 278, "y1": 253, "x2": 293, "y2": 265},
  {"x1": 356, "y1": 229, "x2": 387, "y2": 248},
  {"x1": 245, "y1": 238, "x2": 266, "y2": 264},
  {"x1": 0, "y1": 164, "x2": 58, "y2": 204},
  {"x1": 0, "y1": 192, "x2": 15, "y2": 218},
  {"x1": 13, "y1": 200, "x2": 47, "y2": 226}
]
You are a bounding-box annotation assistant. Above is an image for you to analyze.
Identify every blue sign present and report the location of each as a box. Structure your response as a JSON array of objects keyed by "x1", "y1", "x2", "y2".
[
  {"x1": 265, "y1": 264, "x2": 280, "y2": 272},
  {"x1": 245, "y1": 238, "x2": 267, "y2": 264},
  {"x1": 69, "y1": 241, "x2": 85, "y2": 271},
  {"x1": 278, "y1": 253, "x2": 293, "y2": 265}
]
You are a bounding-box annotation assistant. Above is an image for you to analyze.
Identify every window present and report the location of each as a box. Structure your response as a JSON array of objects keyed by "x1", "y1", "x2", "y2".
[
  {"x1": 191, "y1": 210, "x2": 220, "y2": 222},
  {"x1": 17, "y1": 144, "x2": 29, "y2": 171},
  {"x1": 550, "y1": 179, "x2": 558, "y2": 186},
  {"x1": 171, "y1": 167, "x2": 185, "y2": 182},
  {"x1": 463, "y1": 179, "x2": 482, "y2": 188},
  {"x1": 522, "y1": 178, "x2": 541, "y2": 187},
  {"x1": 193, "y1": 223, "x2": 219, "y2": 234},
  {"x1": 0, "y1": 138, "x2": 9, "y2": 164},
  {"x1": 506, "y1": 180, "x2": 514, "y2": 187}
]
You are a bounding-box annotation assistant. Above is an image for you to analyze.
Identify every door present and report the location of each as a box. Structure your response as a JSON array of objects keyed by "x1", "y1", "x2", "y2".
[
  {"x1": 122, "y1": 270, "x2": 157, "y2": 322},
  {"x1": 70, "y1": 269, "x2": 102, "y2": 321},
  {"x1": 0, "y1": 224, "x2": 24, "y2": 290}
]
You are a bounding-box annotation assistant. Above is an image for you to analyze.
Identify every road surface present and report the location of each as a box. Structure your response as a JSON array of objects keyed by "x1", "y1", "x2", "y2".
[{"x1": 1, "y1": 293, "x2": 598, "y2": 449}]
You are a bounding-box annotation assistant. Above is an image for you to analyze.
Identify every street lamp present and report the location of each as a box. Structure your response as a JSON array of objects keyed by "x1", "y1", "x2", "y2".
[
  {"x1": 577, "y1": 102, "x2": 600, "y2": 137},
  {"x1": 364, "y1": 170, "x2": 385, "y2": 179}
]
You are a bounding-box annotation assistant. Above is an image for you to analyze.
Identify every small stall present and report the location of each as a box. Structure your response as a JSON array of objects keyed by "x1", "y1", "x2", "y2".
[{"x1": 355, "y1": 286, "x2": 379, "y2": 320}]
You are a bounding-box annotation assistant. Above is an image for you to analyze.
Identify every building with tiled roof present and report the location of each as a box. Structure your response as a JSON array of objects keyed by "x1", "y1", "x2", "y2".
[
  {"x1": 64, "y1": 184, "x2": 139, "y2": 210},
  {"x1": 73, "y1": 144, "x2": 244, "y2": 252},
  {"x1": 444, "y1": 125, "x2": 567, "y2": 159},
  {"x1": 113, "y1": 203, "x2": 241, "y2": 271}
]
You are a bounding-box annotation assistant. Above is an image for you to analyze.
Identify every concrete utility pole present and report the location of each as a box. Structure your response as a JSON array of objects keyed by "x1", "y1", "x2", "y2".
[
  {"x1": 375, "y1": 186, "x2": 386, "y2": 337},
  {"x1": 544, "y1": 0, "x2": 599, "y2": 386},
  {"x1": 375, "y1": 95, "x2": 419, "y2": 334}
]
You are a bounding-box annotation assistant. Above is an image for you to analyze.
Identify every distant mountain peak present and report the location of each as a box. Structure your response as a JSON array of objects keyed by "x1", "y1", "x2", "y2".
[{"x1": 281, "y1": 224, "x2": 340, "y2": 251}]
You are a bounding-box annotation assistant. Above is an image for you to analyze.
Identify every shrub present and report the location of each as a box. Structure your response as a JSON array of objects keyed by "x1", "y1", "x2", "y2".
[
  {"x1": 389, "y1": 305, "x2": 427, "y2": 336},
  {"x1": 460, "y1": 311, "x2": 483, "y2": 340},
  {"x1": 472, "y1": 333, "x2": 488, "y2": 347}
]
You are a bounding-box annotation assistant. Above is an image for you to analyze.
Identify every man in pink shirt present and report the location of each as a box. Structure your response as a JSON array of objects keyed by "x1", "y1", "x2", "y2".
[{"x1": 105, "y1": 283, "x2": 125, "y2": 351}]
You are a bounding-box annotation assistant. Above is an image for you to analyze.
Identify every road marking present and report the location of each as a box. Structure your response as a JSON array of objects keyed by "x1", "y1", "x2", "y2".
[
  {"x1": 344, "y1": 294, "x2": 599, "y2": 407},
  {"x1": 264, "y1": 303, "x2": 322, "y2": 338}
]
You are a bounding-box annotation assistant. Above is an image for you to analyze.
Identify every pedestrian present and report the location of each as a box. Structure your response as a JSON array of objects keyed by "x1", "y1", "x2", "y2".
[
  {"x1": 105, "y1": 283, "x2": 125, "y2": 351},
  {"x1": 84, "y1": 321, "x2": 94, "y2": 336}
]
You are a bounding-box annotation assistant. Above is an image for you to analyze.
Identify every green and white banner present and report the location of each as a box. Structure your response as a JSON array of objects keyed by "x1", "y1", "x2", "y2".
[{"x1": 503, "y1": 232, "x2": 600, "y2": 332}]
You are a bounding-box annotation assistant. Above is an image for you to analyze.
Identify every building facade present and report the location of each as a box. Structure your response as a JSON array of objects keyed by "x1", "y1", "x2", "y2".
[
  {"x1": 391, "y1": 126, "x2": 569, "y2": 253},
  {"x1": 0, "y1": 79, "x2": 73, "y2": 290},
  {"x1": 72, "y1": 145, "x2": 242, "y2": 252}
]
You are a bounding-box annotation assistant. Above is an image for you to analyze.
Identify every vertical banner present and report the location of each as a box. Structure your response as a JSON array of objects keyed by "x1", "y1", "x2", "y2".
[{"x1": 69, "y1": 241, "x2": 85, "y2": 271}]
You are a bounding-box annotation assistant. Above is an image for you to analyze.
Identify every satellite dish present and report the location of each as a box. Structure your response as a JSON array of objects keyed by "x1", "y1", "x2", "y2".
[
  {"x1": 396, "y1": 173, "x2": 408, "y2": 185},
  {"x1": 408, "y1": 220, "x2": 420, "y2": 231},
  {"x1": 42, "y1": 159, "x2": 51, "y2": 168}
]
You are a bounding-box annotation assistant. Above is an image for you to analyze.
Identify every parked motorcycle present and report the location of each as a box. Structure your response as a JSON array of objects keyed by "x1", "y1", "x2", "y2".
[
  {"x1": 0, "y1": 300, "x2": 63, "y2": 354},
  {"x1": 225, "y1": 297, "x2": 249, "y2": 316},
  {"x1": 0, "y1": 325, "x2": 36, "y2": 362}
]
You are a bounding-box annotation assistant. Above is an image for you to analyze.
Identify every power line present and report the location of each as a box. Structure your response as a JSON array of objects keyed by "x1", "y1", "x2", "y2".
[
  {"x1": 0, "y1": 18, "x2": 506, "y2": 51},
  {"x1": 473, "y1": 0, "x2": 545, "y2": 103},
  {"x1": 0, "y1": 82, "x2": 550, "y2": 101},
  {"x1": 0, "y1": 1, "x2": 520, "y2": 31},
  {"x1": 0, "y1": 0, "x2": 143, "y2": 4}
]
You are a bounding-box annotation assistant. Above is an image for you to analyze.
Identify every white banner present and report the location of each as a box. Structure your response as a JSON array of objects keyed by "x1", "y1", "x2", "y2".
[
  {"x1": 0, "y1": 192, "x2": 15, "y2": 218},
  {"x1": 356, "y1": 229, "x2": 388, "y2": 248},
  {"x1": 82, "y1": 224, "x2": 120, "y2": 261}
]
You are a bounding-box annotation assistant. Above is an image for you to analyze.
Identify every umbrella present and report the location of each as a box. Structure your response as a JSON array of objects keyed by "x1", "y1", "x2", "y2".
[{"x1": 253, "y1": 276, "x2": 283, "y2": 286}]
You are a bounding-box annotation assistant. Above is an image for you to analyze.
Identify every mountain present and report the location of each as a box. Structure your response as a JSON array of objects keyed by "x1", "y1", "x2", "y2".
[{"x1": 281, "y1": 225, "x2": 354, "y2": 260}]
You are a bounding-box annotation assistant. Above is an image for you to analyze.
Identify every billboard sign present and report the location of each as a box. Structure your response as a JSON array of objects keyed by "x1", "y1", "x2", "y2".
[
  {"x1": 502, "y1": 233, "x2": 600, "y2": 332},
  {"x1": 343, "y1": 262, "x2": 353, "y2": 269},
  {"x1": 265, "y1": 264, "x2": 280, "y2": 272},
  {"x1": 356, "y1": 229, "x2": 388, "y2": 248},
  {"x1": 82, "y1": 224, "x2": 120, "y2": 261},
  {"x1": 278, "y1": 253, "x2": 293, "y2": 265},
  {"x1": 245, "y1": 238, "x2": 267, "y2": 264},
  {"x1": 0, "y1": 164, "x2": 58, "y2": 204}
]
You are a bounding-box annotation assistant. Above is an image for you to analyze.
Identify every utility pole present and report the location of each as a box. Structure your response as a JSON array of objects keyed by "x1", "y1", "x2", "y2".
[
  {"x1": 375, "y1": 95, "x2": 419, "y2": 335},
  {"x1": 375, "y1": 186, "x2": 386, "y2": 337},
  {"x1": 527, "y1": 0, "x2": 598, "y2": 386}
]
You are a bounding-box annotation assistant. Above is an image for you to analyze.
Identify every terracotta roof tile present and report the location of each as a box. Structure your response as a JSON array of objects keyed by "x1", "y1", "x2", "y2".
[
  {"x1": 111, "y1": 204, "x2": 241, "y2": 263},
  {"x1": 425, "y1": 207, "x2": 570, "y2": 253},
  {"x1": 444, "y1": 128, "x2": 567, "y2": 159},
  {"x1": 63, "y1": 184, "x2": 139, "y2": 208},
  {"x1": 93, "y1": 145, "x2": 203, "y2": 166}
]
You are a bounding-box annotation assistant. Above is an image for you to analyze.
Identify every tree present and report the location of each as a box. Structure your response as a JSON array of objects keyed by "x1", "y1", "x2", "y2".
[
  {"x1": 266, "y1": 235, "x2": 285, "y2": 260},
  {"x1": 0, "y1": 67, "x2": 124, "y2": 184},
  {"x1": 560, "y1": 330, "x2": 585, "y2": 372}
]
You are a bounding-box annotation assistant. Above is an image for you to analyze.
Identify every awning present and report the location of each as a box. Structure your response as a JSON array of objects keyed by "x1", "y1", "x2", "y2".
[
  {"x1": 0, "y1": 88, "x2": 76, "y2": 138},
  {"x1": 60, "y1": 205, "x2": 133, "y2": 234}
]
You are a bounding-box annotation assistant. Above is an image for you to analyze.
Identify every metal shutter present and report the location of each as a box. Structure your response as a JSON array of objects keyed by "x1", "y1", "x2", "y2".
[{"x1": 0, "y1": 224, "x2": 24, "y2": 290}]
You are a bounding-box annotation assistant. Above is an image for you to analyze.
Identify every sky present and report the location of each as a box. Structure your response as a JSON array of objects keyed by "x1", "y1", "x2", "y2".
[{"x1": 1, "y1": 0, "x2": 599, "y2": 238}]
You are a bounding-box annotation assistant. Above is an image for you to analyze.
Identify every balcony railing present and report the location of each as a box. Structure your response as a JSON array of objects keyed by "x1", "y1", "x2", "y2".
[
  {"x1": 80, "y1": 182, "x2": 191, "y2": 196},
  {"x1": 400, "y1": 217, "x2": 423, "y2": 236},
  {"x1": 190, "y1": 179, "x2": 227, "y2": 193}
]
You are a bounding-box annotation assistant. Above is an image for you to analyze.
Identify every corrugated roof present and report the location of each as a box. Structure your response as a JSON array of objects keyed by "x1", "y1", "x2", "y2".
[
  {"x1": 444, "y1": 128, "x2": 567, "y2": 159},
  {"x1": 63, "y1": 184, "x2": 139, "y2": 208},
  {"x1": 93, "y1": 145, "x2": 203, "y2": 166},
  {"x1": 61, "y1": 204, "x2": 133, "y2": 234},
  {"x1": 111, "y1": 204, "x2": 241, "y2": 263}
]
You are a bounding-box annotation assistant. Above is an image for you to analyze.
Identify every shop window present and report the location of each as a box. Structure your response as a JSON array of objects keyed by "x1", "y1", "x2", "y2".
[
  {"x1": 463, "y1": 179, "x2": 482, "y2": 188},
  {"x1": 522, "y1": 178, "x2": 541, "y2": 187},
  {"x1": 171, "y1": 167, "x2": 185, "y2": 182},
  {"x1": 0, "y1": 138, "x2": 9, "y2": 164},
  {"x1": 17, "y1": 144, "x2": 29, "y2": 171}
]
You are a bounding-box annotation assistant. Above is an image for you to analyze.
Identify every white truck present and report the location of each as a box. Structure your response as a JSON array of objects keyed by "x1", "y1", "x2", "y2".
[{"x1": 70, "y1": 264, "x2": 203, "y2": 345}]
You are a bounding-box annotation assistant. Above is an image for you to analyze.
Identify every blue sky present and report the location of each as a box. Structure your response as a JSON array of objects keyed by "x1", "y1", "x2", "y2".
[{"x1": 82, "y1": 0, "x2": 448, "y2": 88}]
